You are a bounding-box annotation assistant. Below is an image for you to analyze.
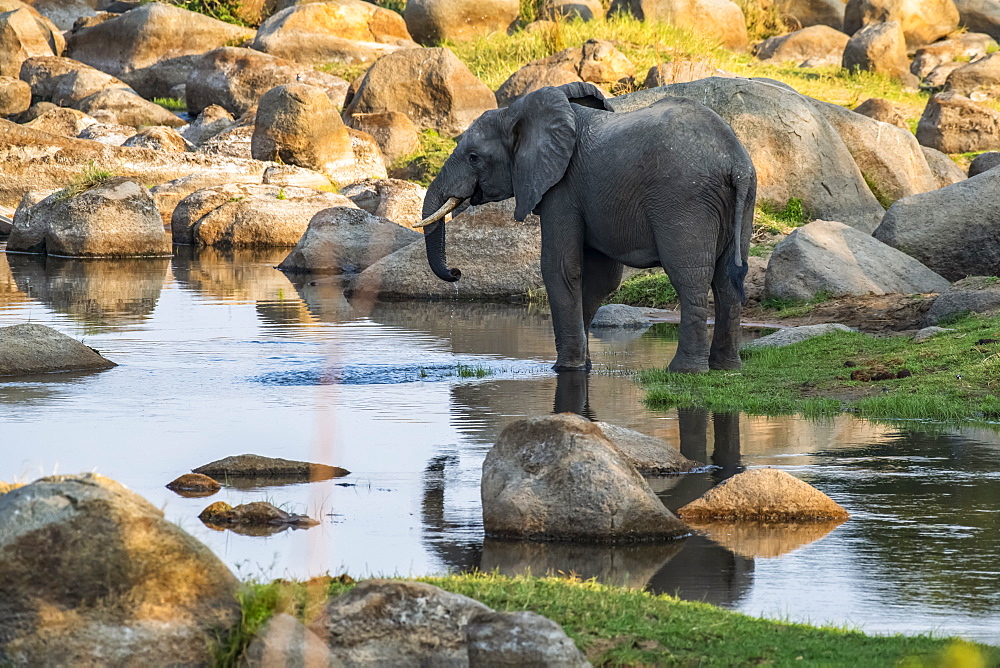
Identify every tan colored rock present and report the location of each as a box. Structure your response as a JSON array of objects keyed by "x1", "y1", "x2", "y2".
[
  {"x1": 916, "y1": 90, "x2": 1000, "y2": 153},
  {"x1": 482, "y1": 413, "x2": 689, "y2": 542},
  {"x1": 921, "y1": 145, "x2": 966, "y2": 187},
  {"x1": 494, "y1": 65, "x2": 584, "y2": 107},
  {"x1": 181, "y1": 104, "x2": 233, "y2": 146},
  {"x1": 643, "y1": 60, "x2": 721, "y2": 88},
  {"x1": 945, "y1": 51, "x2": 1000, "y2": 99},
  {"x1": 678, "y1": 468, "x2": 850, "y2": 521},
  {"x1": 122, "y1": 126, "x2": 192, "y2": 152},
  {"x1": 0, "y1": 323, "x2": 116, "y2": 376},
  {"x1": 344, "y1": 47, "x2": 496, "y2": 138},
  {"x1": 198, "y1": 501, "x2": 319, "y2": 529},
  {"x1": 242, "y1": 614, "x2": 333, "y2": 668},
  {"x1": 165, "y1": 473, "x2": 220, "y2": 496},
  {"x1": 197, "y1": 123, "x2": 254, "y2": 159},
  {"x1": 252, "y1": 0, "x2": 416, "y2": 66},
  {"x1": 348, "y1": 110, "x2": 419, "y2": 163},
  {"x1": 252, "y1": 83, "x2": 354, "y2": 176},
  {"x1": 150, "y1": 171, "x2": 260, "y2": 227},
  {"x1": 262, "y1": 164, "x2": 336, "y2": 189},
  {"x1": 0, "y1": 473, "x2": 240, "y2": 665},
  {"x1": 65, "y1": 3, "x2": 253, "y2": 99},
  {"x1": 844, "y1": 0, "x2": 959, "y2": 48},
  {"x1": 186, "y1": 47, "x2": 350, "y2": 117},
  {"x1": 755, "y1": 24, "x2": 850, "y2": 67},
  {"x1": 277, "y1": 206, "x2": 422, "y2": 274},
  {"x1": 49, "y1": 67, "x2": 132, "y2": 107},
  {"x1": 540, "y1": 0, "x2": 604, "y2": 20},
  {"x1": 77, "y1": 88, "x2": 186, "y2": 128},
  {"x1": 610, "y1": 0, "x2": 749, "y2": 50},
  {"x1": 852, "y1": 97, "x2": 909, "y2": 129},
  {"x1": 192, "y1": 453, "x2": 350, "y2": 479},
  {"x1": 0, "y1": 74, "x2": 30, "y2": 116},
  {"x1": 24, "y1": 105, "x2": 96, "y2": 137},
  {"x1": 404, "y1": 0, "x2": 518, "y2": 45},
  {"x1": 0, "y1": 7, "x2": 55, "y2": 78},
  {"x1": 910, "y1": 31, "x2": 996, "y2": 80},
  {"x1": 495, "y1": 39, "x2": 632, "y2": 106},
  {"x1": 842, "y1": 21, "x2": 920, "y2": 87},
  {"x1": 7, "y1": 177, "x2": 172, "y2": 257}
]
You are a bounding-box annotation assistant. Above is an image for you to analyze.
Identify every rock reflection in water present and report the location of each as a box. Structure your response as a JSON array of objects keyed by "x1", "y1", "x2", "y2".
[
  {"x1": 5, "y1": 253, "x2": 170, "y2": 330},
  {"x1": 217, "y1": 472, "x2": 351, "y2": 490},
  {"x1": 690, "y1": 521, "x2": 847, "y2": 559},
  {"x1": 200, "y1": 520, "x2": 307, "y2": 537}
]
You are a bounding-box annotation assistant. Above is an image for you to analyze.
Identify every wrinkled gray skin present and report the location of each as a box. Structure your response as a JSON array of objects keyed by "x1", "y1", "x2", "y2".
[{"x1": 423, "y1": 83, "x2": 756, "y2": 372}]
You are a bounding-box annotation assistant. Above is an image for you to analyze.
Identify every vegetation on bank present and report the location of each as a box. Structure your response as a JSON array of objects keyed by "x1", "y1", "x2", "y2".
[
  {"x1": 216, "y1": 573, "x2": 998, "y2": 667},
  {"x1": 640, "y1": 313, "x2": 1000, "y2": 422}
]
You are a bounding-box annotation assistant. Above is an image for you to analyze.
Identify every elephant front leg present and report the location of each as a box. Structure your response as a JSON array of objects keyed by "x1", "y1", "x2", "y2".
[{"x1": 541, "y1": 220, "x2": 588, "y2": 371}]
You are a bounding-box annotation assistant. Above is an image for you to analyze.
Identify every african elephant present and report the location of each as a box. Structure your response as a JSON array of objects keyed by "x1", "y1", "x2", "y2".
[{"x1": 417, "y1": 82, "x2": 756, "y2": 373}]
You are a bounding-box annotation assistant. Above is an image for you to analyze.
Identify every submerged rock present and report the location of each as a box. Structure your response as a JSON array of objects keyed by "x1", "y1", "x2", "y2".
[
  {"x1": 0, "y1": 323, "x2": 116, "y2": 376},
  {"x1": 165, "y1": 473, "x2": 220, "y2": 497},
  {"x1": 678, "y1": 468, "x2": 849, "y2": 522},
  {"x1": 482, "y1": 414, "x2": 689, "y2": 542},
  {"x1": 192, "y1": 453, "x2": 350, "y2": 481},
  {"x1": 595, "y1": 422, "x2": 700, "y2": 475},
  {"x1": 198, "y1": 501, "x2": 319, "y2": 534}
]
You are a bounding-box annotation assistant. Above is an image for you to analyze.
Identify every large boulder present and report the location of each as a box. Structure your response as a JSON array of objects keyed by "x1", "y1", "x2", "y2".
[
  {"x1": 842, "y1": 21, "x2": 919, "y2": 87},
  {"x1": 609, "y1": 78, "x2": 886, "y2": 233},
  {"x1": 277, "y1": 206, "x2": 421, "y2": 274},
  {"x1": 955, "y1": 0, "x2": 1000, "y2": 40},
  {"x1": 403, "y1": 0, "x2": 518, "y2": 45},
  {"x1": 76, "y1": 87, "x2": 186, "y2": 128},
  {"x1": 252, "y1": 0, "x2": 416, "y2": 66},
  {"x1": 754, "y1": 24, "x2": 850, "y2": 67},
  {"x1": 0, "y1": 323, "x2": 115, "y2": 376},
  {"x1": 678, "y1": 467, "x2": 850, "y2": 521},
  {"x1": 347, "y1": 110, "x2": 419, "y2": 163},
  {"x1": 18, "y1": 55, "x2": 92, "y2": 101},
  {"x1": 609, "y1": 0, "x2": 749, "y2": 50},
  {"x1": 495, "y1": 39, "x2": 634, "y2": 106},
  {"x1": 643, "y1": 59, "x2": 726, "y2": 87},
  {"x1": 23, "y1": 105, "x2": 96, "y2": 137},
  {"x1": 196, "y1": 123, "x2": 255, "y2": 159},
  {"x1": 65, "y1": 3, "x2": 253, "y2": 99},
  {"x1": 0, "y1": 473, "x2": 240, "y2": 665},
  {"x1": 0, "y1": 74, "x2": 30, "y2": 116},
  {"x1": 482, "y1": 413, "x2": 689, "y2": 542},
  {"x1": 851, "y1": 97, "x2": 908, "y2": 129},
  {"x1": 252, "y1": 83, "x2": 355, "y2": 177},
  {"x1": 7, "y1": 176, "x2": 172, "y2": 256},
  {"x1": 915, "y1": 91, "x2": 1000, "y2": 154},
  {"x1": 0, "y1": 7, "x2": 57, "y2": 78},
  {"x1": 185, "y1": 47, "x2": 350, "y2": 117},
  {"x1": 348, "y1": 198, "x2": 545, "y2": 300},
  {"x1": 969, "y1": 150, "x2": 1000, "y2": 176},
  {"x1": 171, "y1": 183, "x2": 353, "y2": 248},
  {"x1": 808, "y1": 98, "x2": 937, "y2": 204},
  {"x1": 342, "y1": 177, "x2": 427, "y2": 228},
  {"x1": 921, "y1": 145, "x2": 967, "y2": 187},
  {"x1": 149, "y1": 171, "x2": 260, "y2": 226},
  {"x1": 47, "y1": 67, "x2": 133, "y2": 107},
  {"x1": 774, "y1": 0, "x2": 848, "y2": 30},
  {"x1": 924, "y1": 275, "x2": 1000, "y2": 325},
  {"x1": 763, "y1": 219, "x2": 951, "y2": 301},
  {"x1": 945, "y1": 51, "x2": 1000, "y2": 98},
  {"x1": 844, "y1": 0, "x2": 960, "y2": 47},
  {"x1": 344, "y1": 47, "x2": 496, "y2": 138},
  {"x1": 874, "y1": 168, "x2": 1000, "y2": 280},
  {"x1": 595, "y1": 421, "x2": 700, "y2": 475}
]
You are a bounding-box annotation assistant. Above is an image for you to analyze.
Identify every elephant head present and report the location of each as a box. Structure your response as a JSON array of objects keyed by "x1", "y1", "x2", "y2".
[{"x1": 418, "y1": 83, "x2": 608, "y2": 282}]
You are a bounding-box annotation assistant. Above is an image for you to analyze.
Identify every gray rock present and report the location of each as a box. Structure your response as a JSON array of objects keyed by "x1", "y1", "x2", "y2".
[
  {"x1": 181, "y1": 104, "x2": 234, "y2": 147},
  {"x1": 314, "y1": 580, "x2": 491, "y2": 664},
  {"x1": 755, "y1": 25, "x2": 850, "y2": 67},
  {"x1": 193, "y1": 453, "x2": 350, "y2": 480},
  {"x1": 764, "y1": 220, "x2": 950, "y2": 301},
  {"x1": 916, "y1": 91, "x2": 1000, "y2": 154},
  {"x1": 920, "y1": 145, "x2": 967, "y2": 188},
  {"x1": 956, "y1": 0, "x2": 1000, "y2": 41},
  {"x1": 348, "y1": 198, "x2": 545, "y2": 301},
  {"x1": 911, "y1": 32, "x2": 996, "y2": 80},
  {"x1": 924, "y1": 276, "x2": 1000, "y2": 325},
  {"x1": 742, "y1": 323, "x2": 853, "y2": 350},
  {"x1": 7, "y1": 177, "x2": 172, "y2": 257},
  {"x1": 277, "y1": 206, "x2": 421, "y2": 274},
  {"x1": 969, "y1": 151, "x2": 1000, "y2": 176},
  {"x1": 595, "y1": 421, "x2": 700, "y2": 475},
  {"x1": 842, "y1": 21, "x2": 919, "y2": 88},
  {"x1": 590, "y1": 303, "x2": 651, "y2": 329},
  {"x1": 482, "y1": 413, "x2": 689, "y2": 542},
  {"x1": 913, "y1": 325, "x2": 954, "y2": 341},
  {"x1": 873, "y1": 167, "x2": 1000, "y2": 281},
  {"x1": 196, "y1": 123, "x2": 254, "y2": 159},
  {"x1": 48, "y1": 67, "x2": 132, "y2": 107},
  {"x1": 466, "y1": 611, "x2": 590, "y2": 667},
  {"x1": 945, "y1": 51, "x2": 1000, "y2": 99},
  {"x1": 610, "y1": 78, "x2": 886, "y2": 233},
  {"x1": 0, "y1": 323, "x2": 115, "y2": 376},
  {"x1": 0, "y1": 473, "x2": 240, "y2": 665}
]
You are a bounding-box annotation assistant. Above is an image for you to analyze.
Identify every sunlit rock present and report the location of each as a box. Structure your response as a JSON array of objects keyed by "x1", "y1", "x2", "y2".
[
  {"x1": 198, "y1": 501, "x2": 319, "y2": 534},
  {"x1": 165, "y1": 473, "x2": 220, "y2": 497},
  {"x1": 0, "y1": 323, "x2": 115, "y2": 376},
  {"x1": 192, "y1": 453, "x2": 350, "y2": 482}
]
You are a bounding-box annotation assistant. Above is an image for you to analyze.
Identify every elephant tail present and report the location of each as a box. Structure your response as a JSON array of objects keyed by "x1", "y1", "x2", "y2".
[{"x1": 727, "y1": 170, "x2": 754, "y2": 303}]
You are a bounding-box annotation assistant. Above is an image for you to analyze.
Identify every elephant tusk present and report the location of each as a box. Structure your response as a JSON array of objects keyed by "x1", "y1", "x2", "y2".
[{"x1": 413, "y1": 197, "x2": 463, "y2": 228}]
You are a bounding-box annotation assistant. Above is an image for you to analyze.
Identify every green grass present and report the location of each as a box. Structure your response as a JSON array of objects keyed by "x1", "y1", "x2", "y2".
[
  {"x1": 214, "y1": 573, "x2": 999, "y2": 667},
  {"x1": 152, "y1": 97, "x2": 186, "y2": 111},
  {"x1": 606, "y1": 271, "x2": 677, "y2": 308},
  {"x1": 760, "y1": 290, "x2": 834, "y2": 317},
  {"x1": 168, "y1": 0, "x2": 251, "y2": 25},
  {"x1": 640, "y1": 313, "x2": 1000, "y2": 422},
  {"x1": 456, "y1": 363, "x2": 493, "y2": 377},
  {"x1": 56, "y1": 162, "x2": 116, "y2": 200},
  {"x1": 754, "y1": 197, "x2": 807, "y2": 236},
  {"x1": 388, "y1": 129, "x2": 458, "y2": 186}
]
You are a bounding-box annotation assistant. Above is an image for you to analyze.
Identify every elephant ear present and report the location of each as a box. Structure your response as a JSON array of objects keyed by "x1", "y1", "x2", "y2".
[
  {"x1": 555, "y1": 81, "x2": 609, "y2": 110},
  {"x1": 509, "y1": 86, "x2": 578, "y2": 221}
]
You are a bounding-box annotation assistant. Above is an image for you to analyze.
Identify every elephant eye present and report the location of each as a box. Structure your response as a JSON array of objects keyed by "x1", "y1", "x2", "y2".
[{"x1": 468, "y1": 153, "x2": 481, "y2": 166}]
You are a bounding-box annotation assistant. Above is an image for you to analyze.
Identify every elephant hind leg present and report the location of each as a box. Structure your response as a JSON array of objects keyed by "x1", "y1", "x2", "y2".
[
  {"x1": 582, "y1": 247, "x2": 624, "y2": 332},
  {"x1": 709, "y1": 249, "x2": 744, "y2": 370}
]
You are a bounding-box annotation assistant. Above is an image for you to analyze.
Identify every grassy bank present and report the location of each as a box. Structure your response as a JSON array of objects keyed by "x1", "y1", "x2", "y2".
[
  {"x1": 218, "y1": 573, "x2": 997, "y2": 666},
  {"x1": 640, "y1": 314, "x2": 1000, "y2": 422}
]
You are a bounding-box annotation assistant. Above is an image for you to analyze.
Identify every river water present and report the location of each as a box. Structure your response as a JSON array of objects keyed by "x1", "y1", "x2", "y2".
[{"x1": 1, "y1": 246, "x2": 998, "y2": 644}]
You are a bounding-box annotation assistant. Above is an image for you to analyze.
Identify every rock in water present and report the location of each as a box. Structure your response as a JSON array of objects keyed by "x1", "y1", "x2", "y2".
[
  {"x1": 0, "y1": 323, "x2": 116, "y2": 376},
  {"x1": 589, "y1": 304, "x2": 651, "y2": 329},
  {"x1": 192, "y1": 453, "x2": 350, "y2": 481},
  {"x1": 678, "y1": 468, "x2": 849, "y2": 521},
  {"x1": 0, "y1": 473, "x2": 240, "y2": 665},
  {"x1": 165, "y1": 473, "x2": 220, "y2": 497},
  {"x1": 198, "y1": 501, "x2": 319, "y2": 534},
  {"x1": 482, "y1": 414, "x2": 689, "y2": 542},
  {"x1": 595, "y1": 422, "x2": 700, "y2": 475}
]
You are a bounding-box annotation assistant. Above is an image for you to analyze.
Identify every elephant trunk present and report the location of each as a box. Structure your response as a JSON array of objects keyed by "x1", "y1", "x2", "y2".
[{"x1": 422, "y1": 160, "x2": 473, "y2": 283}]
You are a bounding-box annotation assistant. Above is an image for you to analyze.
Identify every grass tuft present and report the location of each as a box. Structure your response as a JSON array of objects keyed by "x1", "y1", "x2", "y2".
[
  {"x1": 168, "y1": 0, "x2": 251, "y2": 25},
  {"x1": 456, "y1": 363, "x2": 493, "y2": 378},
  {"x1": 152, "y1": 97, "x2": 186, "y2": 111},
  {"x1": 57, "y1": 162, "x2": 116, "y2": 200}
]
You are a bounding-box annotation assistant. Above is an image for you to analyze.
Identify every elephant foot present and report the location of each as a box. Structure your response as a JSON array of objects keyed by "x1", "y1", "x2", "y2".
[
  {"x1": 709, "y1": 357, "x2": 742, "y2": 371},
  {"x1": 552, "y1": 361, "x2": 591, "y2": 372},
  {"x1": 668, "y1": 356, "x2": 708, "y2": 374}
]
